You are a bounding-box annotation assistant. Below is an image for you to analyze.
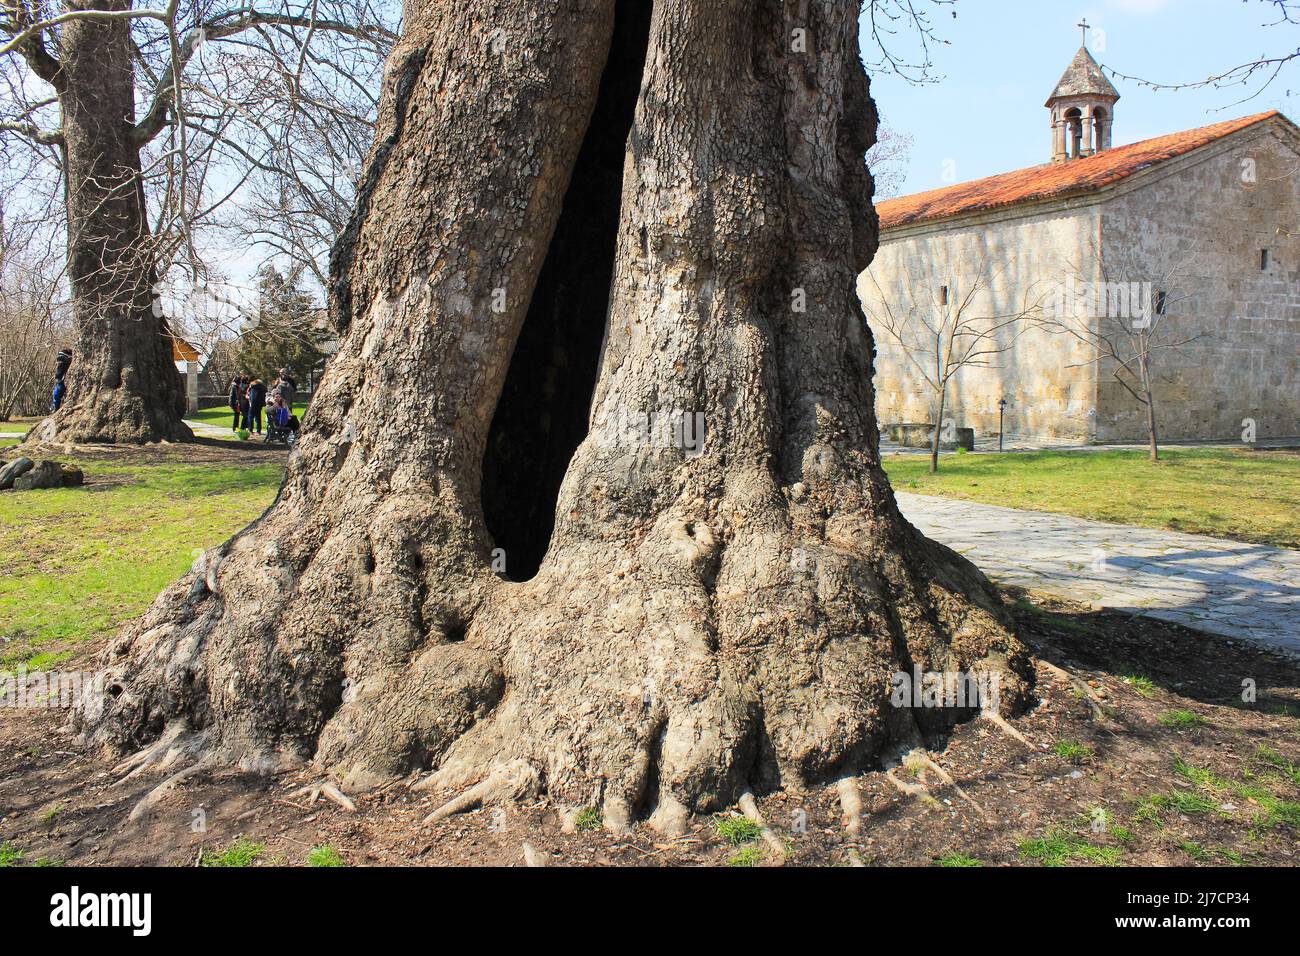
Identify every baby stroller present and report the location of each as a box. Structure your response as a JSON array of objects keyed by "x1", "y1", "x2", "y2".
[{"x1": 264, "y1": 406, "x2": 299, "y2": 448}]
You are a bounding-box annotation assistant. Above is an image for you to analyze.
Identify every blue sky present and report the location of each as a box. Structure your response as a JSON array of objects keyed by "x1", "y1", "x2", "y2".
[{"x1": 861, "y1": 0, "x2": 1299, "y2": 196}]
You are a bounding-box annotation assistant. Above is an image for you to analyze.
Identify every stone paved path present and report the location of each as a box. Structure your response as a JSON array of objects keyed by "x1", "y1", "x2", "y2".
[
  {"x1": 894, "y1": 492, "x2": 1300, "y2": 656},
  {"x1": 5, "y1": 422, "x2": 231, "y2": 441},
  {"x1": 184, "y1": 419, "x2": 234, "y2": 440},
  {"x1": 5, "y1": 422, "x2": 266, "y2": 442}
]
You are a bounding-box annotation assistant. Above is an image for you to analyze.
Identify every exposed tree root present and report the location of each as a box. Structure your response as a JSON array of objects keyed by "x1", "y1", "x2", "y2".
[
  {"x1": 854, "y1": 741, "x2": 993, "y2": 826},
  {"x1": 128, "y1": 758, "x2": 210, "y2": 822},
  {"x1": 111, "y1": 721, "x2": 207, "y2": 785},
  {"x1": 322, "y1": 784, "x2": 357, "y2": 812},
  {"x1": 885, "y1": 765, "x2": 930, "y2": 801},
  {"x1": 880, "y1": 749, "x2": 982, "y2": 818},
  {"x1": 421, "y1": 780, "x2": 495, "y2": 826},
  {"x1": 646, "y1": 795, "x2": 691, "y2": 838},
  {"x1": 289, "y1": 781, "x2": 357, "y2": 813},
  {"x1": 601, "y1": 796, "x2": 636, "y2": 837},
  {"x1": 837, "y1": 777, "x2": 865, "y2": 839},
  {"x1": 981, "y1": 708, "x2": 1033, "y2": 747},
  {"x1": 738, "y1": 791, "x2": 787, "y2": 861},
  {"x1": 1040, "y1": 661, "x2": 1110, "y2": 723},
  {"x1": 419, "y1": 761, "x2": 540, "y2": 826},
  {"x1": 521, "y1": 842, "x2": 548, "y2": 867},
  {"x1": 909, "y1": 752, "x2": 988, "y2": 820}
]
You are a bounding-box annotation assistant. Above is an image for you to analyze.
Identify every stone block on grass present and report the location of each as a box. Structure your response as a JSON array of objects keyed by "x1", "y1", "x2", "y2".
[
  {"x1": 0, "y1": 456, "x2": 35, "y2": 490},
  {"x1": 14, "y1": 460, "x2": 64, "y2": 491}
]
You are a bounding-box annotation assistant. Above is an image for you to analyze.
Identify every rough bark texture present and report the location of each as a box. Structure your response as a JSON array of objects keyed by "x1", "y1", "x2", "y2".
[
  {"x1": 27, "y1": 0, "x2": 191, "y2": 446},
  {"x1": 75, "y1": 0, "x2": 1033, "y2": 828}
]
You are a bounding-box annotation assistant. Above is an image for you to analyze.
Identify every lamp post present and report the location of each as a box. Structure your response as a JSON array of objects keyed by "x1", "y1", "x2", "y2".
[{"x1": 998, "y1": 398, "x2": 1007, "y2": 453}]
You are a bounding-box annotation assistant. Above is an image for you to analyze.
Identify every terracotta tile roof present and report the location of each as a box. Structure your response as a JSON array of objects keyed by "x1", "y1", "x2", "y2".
[{"x1": 877, "y1": 111, "x2": 1284, "y2": 231}]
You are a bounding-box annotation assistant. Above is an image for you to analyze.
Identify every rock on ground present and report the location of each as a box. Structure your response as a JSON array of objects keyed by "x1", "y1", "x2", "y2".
[
  {"x1": 0, "y1": 457, "x2": 34, "y2": 489},
  {"x1": 13, "y1": 460, "x2": 78, "y2": 491}
]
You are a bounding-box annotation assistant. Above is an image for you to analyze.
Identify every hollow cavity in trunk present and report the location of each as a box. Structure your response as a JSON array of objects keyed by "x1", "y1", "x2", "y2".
[{"x1": 480, "y1": 1, "x2": 653, "y2": 582}]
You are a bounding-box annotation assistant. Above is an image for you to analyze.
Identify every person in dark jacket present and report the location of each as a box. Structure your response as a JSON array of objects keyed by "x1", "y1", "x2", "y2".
[
  {"x1": 228, "y1": 375, "x2": 243, "y2": 432},
  {"x1": 237, "y1": 374, "x2": 252, "y2": 431},
  {"x1": 246, "y1": 377, "x2": 267, "y2": 435},
  {"x1": 52, "y1": 347, "x2": 73, "y2": 411},
  {"x1": 273, "y1": 368, "x2": 297, "y2": 408}
]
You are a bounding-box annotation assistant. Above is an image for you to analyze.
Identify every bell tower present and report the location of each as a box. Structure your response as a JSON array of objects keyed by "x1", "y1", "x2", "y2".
[{"x1": 1047, "y1": 21, "x2": 1120, "y2": 163}]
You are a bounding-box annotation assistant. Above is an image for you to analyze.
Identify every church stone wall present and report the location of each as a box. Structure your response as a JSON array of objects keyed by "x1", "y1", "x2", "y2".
[
  {"x1": 858, "y1": 207, "x2": 1101, "y2": 442},
  {"x1": 1095, "y1": 128, "x2": 1300, "y2": 442},
  {"x1": 862, "y1": 121, "x2": 1300, "y2": 445}
]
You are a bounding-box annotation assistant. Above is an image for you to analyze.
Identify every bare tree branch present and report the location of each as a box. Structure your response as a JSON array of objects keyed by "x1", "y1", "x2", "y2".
[
  {"x1": 1101, "y1": 0, "x2": 1300, "y2": 109},
  {"x1": 863, "y1": 252, "x2": 1050, "y2": 471}
]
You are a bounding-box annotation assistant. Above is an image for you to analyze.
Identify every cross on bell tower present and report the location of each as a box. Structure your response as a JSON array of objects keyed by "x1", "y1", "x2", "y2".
[{"x1": 1047, "y1": 27, "x2": 1120, "y2": 163}]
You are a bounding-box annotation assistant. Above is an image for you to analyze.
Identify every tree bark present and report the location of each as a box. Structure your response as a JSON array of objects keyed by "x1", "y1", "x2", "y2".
[
  {"x1": 929, "y1": 386, "x2": 946, "y2": 474},
  {"x1": 25, "y1": 0, "x2": 191, "y2": 446},
  {"x1": 1138, "y1": 334, "x2": 1159, "y2": 462},
  {"x1": 1144, "y1": 390, "x2": 1160, "y2": 463},
  {"x1": 74, "y1": 0, "x2": 1032, "y2": 828}
]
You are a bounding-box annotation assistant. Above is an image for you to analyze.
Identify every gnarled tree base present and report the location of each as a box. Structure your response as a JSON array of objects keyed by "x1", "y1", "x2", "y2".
[
  {"x1": 26, "y1": 398, "x2": 194, "y2": 447},
  {"x1": 73, "y1": 453, "x2": 1032, "y2": 829},
  {"x1": 73, "y1": 0, "x2": 1033, "y2": 832}
]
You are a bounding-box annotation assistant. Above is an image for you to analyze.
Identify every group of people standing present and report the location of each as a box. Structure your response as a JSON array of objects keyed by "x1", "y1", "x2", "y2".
[
  {"x1": 49, "y1": 346, "x2": 301, "y2": 441},
  {"x1": 229, "y1": 369, "x2": 297, "y2": 436}
]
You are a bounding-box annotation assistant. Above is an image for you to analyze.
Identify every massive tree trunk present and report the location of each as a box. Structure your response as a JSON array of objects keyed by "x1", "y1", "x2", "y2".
[
  {"x1": 74, "y1": 0, "x2": 1032, "y2": 830},
  {"x1": 26, "y1": 0, "x2": 191, "y2": 445}
]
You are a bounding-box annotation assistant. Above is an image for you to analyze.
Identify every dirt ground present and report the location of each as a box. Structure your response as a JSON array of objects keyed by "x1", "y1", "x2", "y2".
[{"x1": 3, "y1": 580, "x2": 1297, "y2": 867}]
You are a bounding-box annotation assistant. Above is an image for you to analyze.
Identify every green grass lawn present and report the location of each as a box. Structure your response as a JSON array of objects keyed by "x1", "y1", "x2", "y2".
[
  {"x1": 884, "y1": 448, "x2": 1300, "y2": 548},
  {"x1": 2, "y1": 440, "x2": 1293, "y2": 674},
  {"x1": 0, "y1": 455, "x2": 283, "y2": 670},
  {"x1": 190, "y1": 402, "x2": 308, "y2": 435},
  {"x1": 0, "y1": 417, "x2": 36, "y2": 444}
]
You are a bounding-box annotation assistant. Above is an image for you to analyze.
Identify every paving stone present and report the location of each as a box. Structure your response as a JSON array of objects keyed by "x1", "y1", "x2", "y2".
[{"x1": 896, "y1": 492, "x2": 1300, "y2": 656}]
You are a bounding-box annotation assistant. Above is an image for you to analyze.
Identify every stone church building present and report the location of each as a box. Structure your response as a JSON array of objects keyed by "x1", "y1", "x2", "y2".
[{"x1": 859, "y1": 45, "x2": 1300, "y2": 444}]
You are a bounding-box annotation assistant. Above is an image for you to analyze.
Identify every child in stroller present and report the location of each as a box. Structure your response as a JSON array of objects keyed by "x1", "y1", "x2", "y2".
[{"x1": 265, "y1": 395, "x2": 299, "y2": 447}]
